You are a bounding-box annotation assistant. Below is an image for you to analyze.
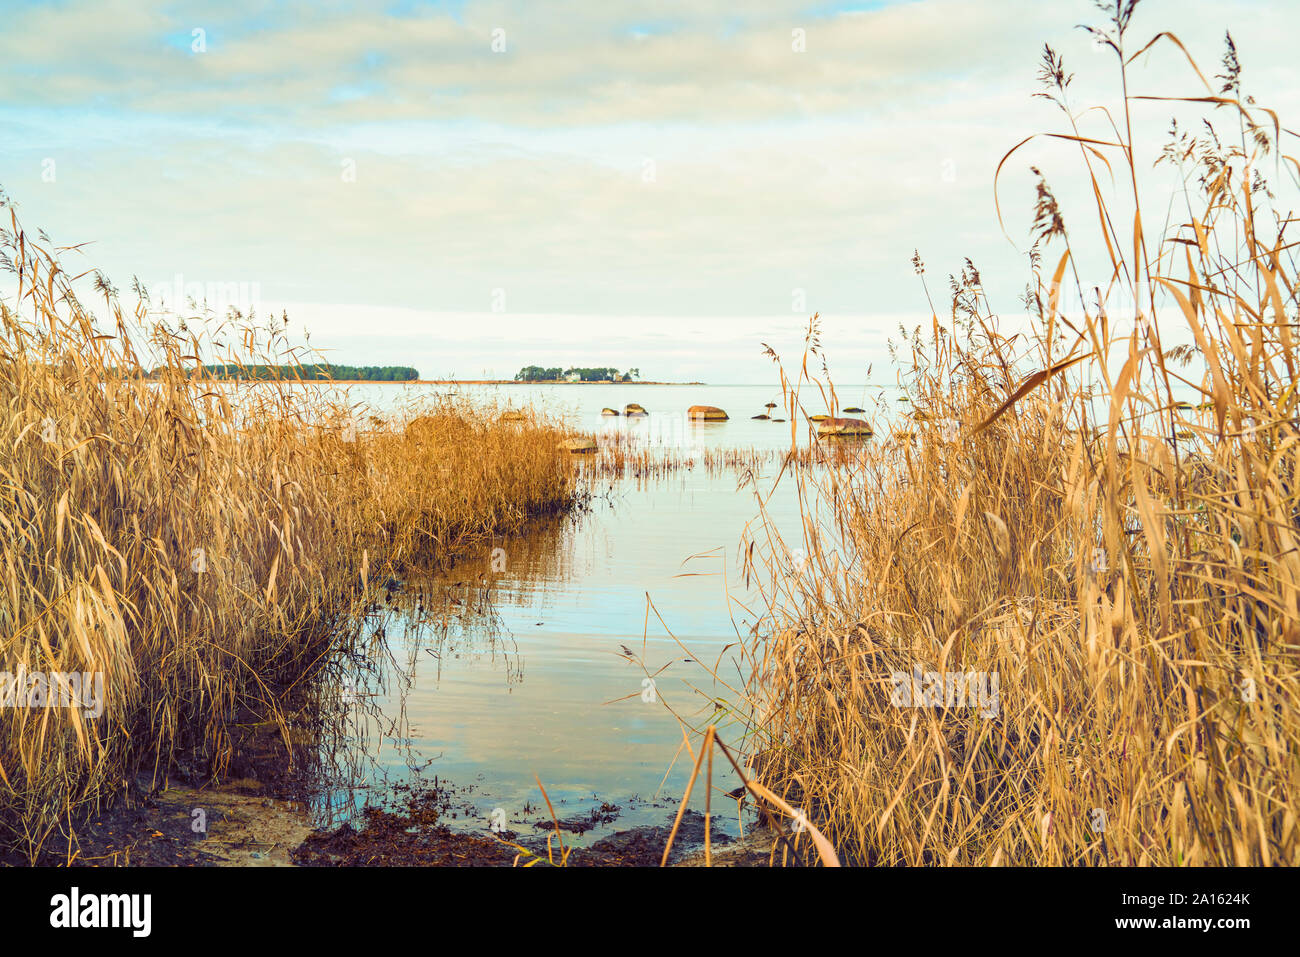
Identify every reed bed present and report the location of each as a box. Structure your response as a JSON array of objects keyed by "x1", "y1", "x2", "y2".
[
  {"x1": 741, "y1": 2, "x2": 1300, "y2": 865},
  {"x1": 566, "y1": 425, "x2": 873, "y2": 483},
  {"x1": 0, "y1": 211, "x2": 576, "y2": 860},
  {"x1": 568, "y1": 426, "x2": 786, "y2": 481}
]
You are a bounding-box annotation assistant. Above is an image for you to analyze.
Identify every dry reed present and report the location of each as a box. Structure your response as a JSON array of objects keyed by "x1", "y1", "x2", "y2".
[
  {"x1": 0, "y1": 208, "x2": 576, "y2": 861},
  {"x1": 741, "y1": 1, "x2": 1300, "y2": 866}
]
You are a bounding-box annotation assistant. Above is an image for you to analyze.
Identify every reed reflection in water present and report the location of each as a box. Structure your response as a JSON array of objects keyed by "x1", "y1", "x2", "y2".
[{"x1": 308, "y1": 467, "x2": 821, "y2": 844}]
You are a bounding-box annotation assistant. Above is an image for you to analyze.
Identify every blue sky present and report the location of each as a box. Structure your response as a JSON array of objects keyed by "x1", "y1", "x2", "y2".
[{"x1": 1, "y1": 0, "x2": 1295, "y2": 381}]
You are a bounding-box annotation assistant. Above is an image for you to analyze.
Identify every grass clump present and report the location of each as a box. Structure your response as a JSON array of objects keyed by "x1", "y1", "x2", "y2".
[
  {"x1": 745, "y1": 1, "x2": 1300, "y2": 865},
  {"x1": 0, "y1": 206, "x2": 576, "y2": 860}
]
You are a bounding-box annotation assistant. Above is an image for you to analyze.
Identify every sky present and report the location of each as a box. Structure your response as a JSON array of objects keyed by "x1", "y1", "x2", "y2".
[{"x1": 1, "y1": 0, "x2": 1297, "y2": 383}]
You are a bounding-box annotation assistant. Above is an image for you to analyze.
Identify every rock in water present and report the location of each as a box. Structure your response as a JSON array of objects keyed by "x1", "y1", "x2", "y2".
[
  {"x1": 687, "y1": 405, "x2": 729, "y2": 421},
  {"x1": 558, "y1": 437, "x2": 597, "y2": 453},
  {"x1": 817, "y1": 417, "x2": 873, "y2": 437},
  {"x1": 624, "y1": 403, "x2": 647, "y2": 416},
  {"x1": 601, "y1": 408, "x2": 620, "y2": 416}
]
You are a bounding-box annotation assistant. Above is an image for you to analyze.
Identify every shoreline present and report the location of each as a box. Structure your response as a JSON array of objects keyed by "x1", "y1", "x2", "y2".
[
  {"x1": 248, "y1": 379, "x2": 709, "y2": 386},
  {"x1": 30, "y1": 772, "x2": 775, "y2": 868}
]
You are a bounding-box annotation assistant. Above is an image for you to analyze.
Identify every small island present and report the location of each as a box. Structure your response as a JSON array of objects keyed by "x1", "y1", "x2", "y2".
[
  {"x1": 515, "y1": 366, "x2": 638, "y2": 383},
  {"x1": 172, "y1": 362, "x2": 703, "y2": 385},
  {"x1": 197, "y1": 363, "x2": 421, "y2": 381},
  {"x1": 506, "y1": 366, "x2": 703, "y2": 385}
]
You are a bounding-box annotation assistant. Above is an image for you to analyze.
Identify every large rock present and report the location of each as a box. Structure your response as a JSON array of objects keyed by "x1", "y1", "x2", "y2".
[
  {"x1": 817, "y1": 417, "x2": 873, "y2": 438},
  {"x1": 624, "y1": 403, "x2": 647, "y2": 416},
  {"x1": 687, "y1": 405, "x2": 729, "y2": 421},
  {"x1": 558, "y1": 437, "x2": 597, "y2": 453},
  {"x1": 601, "y1": 408, "x2": 620, "y2": 416}
]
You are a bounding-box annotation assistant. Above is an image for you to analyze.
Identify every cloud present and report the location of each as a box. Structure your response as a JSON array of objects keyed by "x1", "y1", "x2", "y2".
[
  {"x1": 2, "y1": 0, "x2": 1297, "y2": 382},
  {"x1": 0, "y1": 0, "x2": 1074, "y2": 125}
]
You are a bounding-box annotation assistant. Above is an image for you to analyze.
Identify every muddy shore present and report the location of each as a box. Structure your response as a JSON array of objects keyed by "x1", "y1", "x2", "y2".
[
  {"x1": 8, "y1": 776, "x2": 780, "y2": 868},
  {"x1": 2, "y1": 715, "x2": 782, "y2": 867}
]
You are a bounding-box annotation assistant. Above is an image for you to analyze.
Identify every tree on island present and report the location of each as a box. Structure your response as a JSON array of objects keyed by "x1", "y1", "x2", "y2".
[
  {"x1": 196, "y1": 363, "x2": 419, "y2": 381},
  {"x1": 514, "y1": 365, "x2": 641, "y2": 382},
  {"x1": 515, "y1": 365, "x2": 564, "y2": 382},
  {"x1": 563, "y1": 367, "x2": 623, "y2": 382}
]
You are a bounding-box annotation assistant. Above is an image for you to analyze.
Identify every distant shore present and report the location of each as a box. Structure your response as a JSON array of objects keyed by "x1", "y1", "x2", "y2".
[{"x1": 293, "y1": 379, "x2": 708, "y2": 386}]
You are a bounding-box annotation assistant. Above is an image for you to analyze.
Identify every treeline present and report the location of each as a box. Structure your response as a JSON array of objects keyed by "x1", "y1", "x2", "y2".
[
  {"x1": 192, "y1": 364, "x2": 421, "y2": 381},
  {"x1": 515, "y1": 366, "x2": 641, "y2": 382}
]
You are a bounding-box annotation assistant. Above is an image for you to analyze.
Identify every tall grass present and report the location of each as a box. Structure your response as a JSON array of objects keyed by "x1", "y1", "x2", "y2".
[
  {"x1": 0, "y1": 209, "x2": 576, "y2": 860},
  {"x1": 745, "y1": 1, "x2": 1300, "y2": 865}
]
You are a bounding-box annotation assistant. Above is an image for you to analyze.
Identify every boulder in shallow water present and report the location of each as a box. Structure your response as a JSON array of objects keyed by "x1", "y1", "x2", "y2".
[
  {"x1": 843, "y1": 406, "x2": 865, "y2": 413},
  {"x1": 808, "y1": 414, "x2": 830, "y2": 423},
  {"x1": 751, "y1": 414, "x2": 770, "y2": 420},
  {"x1": 601, "y1": 408, "x2": 620, "y2": 416},
  {"x1": 624, "y1": 403, "x2": 647, "y2": 416},
  {"x1": 687, "y1": 405, "x2": 729, "y2": 421},
  {"x1": 818, "y1": 417, "x2": 873, "y2": 438},
  {"x1": 558, "y1": 437, "x2": 597, "y2": 453}
]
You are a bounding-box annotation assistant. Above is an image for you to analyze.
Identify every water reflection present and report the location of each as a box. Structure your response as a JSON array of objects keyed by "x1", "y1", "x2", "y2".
[{"x1": 305, "y1": 469, "x2": 819, "y2": 845}]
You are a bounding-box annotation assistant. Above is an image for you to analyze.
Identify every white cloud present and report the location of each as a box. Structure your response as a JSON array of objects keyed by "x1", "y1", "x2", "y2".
[{"x1": 2, "y1": 0, "x2": 1296, "y2": 381}]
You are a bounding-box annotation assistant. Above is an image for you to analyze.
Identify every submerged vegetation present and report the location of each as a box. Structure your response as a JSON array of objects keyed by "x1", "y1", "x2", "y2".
[
  {"x1": 0, "y1": 217, "x2": 577, "y2": 860},
  {"x1": 735, "y1": 1, "x2": 1300, "y2": 865}
]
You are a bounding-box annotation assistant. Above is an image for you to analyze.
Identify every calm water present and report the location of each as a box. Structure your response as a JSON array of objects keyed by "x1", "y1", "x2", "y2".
[
  {"x1": 299, "y1": 378, "x2": 1184, "y2": 845},
  {"x1": 288, "y1": 380, "x2": 895, "y2": 452},
  {"x1": 306, "y1": 386, "x2": 848, "y2": 843}
]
